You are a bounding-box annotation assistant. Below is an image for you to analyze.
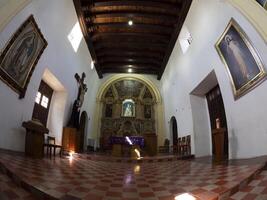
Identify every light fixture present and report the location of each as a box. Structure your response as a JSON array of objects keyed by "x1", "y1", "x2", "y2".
[
  {"x1": 174, "y1": 193, "x2": 196, "y2": 200},
  {"x1": 128, "y1": 20, "x2": 133, "y2": 26},
  {"x1": 128, "y1": 68, "x2": 133, "y2": 73}
]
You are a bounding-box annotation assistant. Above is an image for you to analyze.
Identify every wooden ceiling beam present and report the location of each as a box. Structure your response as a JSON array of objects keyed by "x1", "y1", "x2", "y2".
[
  {"x1": 81, "y1": 0, "x2": 182, "y2": 5},
  {"x1": 157, "y1": 0, "x2": 193, "y2": 79},
  {"x1": 87, "y1": 5, "x2": 180, "y2": 16},
  {"x1": 92, "y1": 1, "x2": 181, "y2": 9},
  {"x1": 73, "y1": 0, "x2": 103, "y2": 78},
  {"x1": 95, "y1": 46, "x2": 165, "y2": 54},
  {"x1": 85, "y1": 13, "x2": 177, "y2": 26},
  {"x1": 98, "y1": 55, "x2": 163, "y2": 63},
  {"x1": 101, "y1": 63, "x2": 160, "y2": 70},
  {"x1": 92, "y1": 32, "x2": 170, "y2": 44},
  {"x1": 101, "y1": 68, "x2": 158, "y2": 75},
  {"x1": 89, "y1": 24, "x2": 173, "y2": 35},
  {"x1": 99, "y1": 59, "x2": 162, "y2": 67},
  {"x1": 96, "y1": 50, "x2": 164, "y2": 60},
  {"x1": 75, "y1": 0, "x2": 192, "y2": 77},
  {"x1": 94, "y1": 41, "x2": 167, "y2": 51}
]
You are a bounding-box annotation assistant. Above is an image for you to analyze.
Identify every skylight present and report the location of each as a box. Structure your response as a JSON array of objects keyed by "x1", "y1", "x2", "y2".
[
  {"x1": 179, "y1": 26, "x2": 192, "y2": 54},
  {"x1": 68, "y1": 21, "x2": 83, "y2": 52}
]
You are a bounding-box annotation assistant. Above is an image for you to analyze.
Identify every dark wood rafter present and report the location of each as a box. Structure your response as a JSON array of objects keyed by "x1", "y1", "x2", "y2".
[
  {"x1": 73, "y1": 0, "x2": 192, "y2": 78},
  {"x1": 157, "y1": 0, "x2": 193, "y2": 79},
  {"x1": 73, "y1": 0, "x2": 103, "y2": 78}
]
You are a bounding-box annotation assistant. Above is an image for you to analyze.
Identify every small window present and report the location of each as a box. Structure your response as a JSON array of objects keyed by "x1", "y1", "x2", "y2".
[
  {"x1": 41, "y1": 95, "x2": 49, "y2": 108},
  {"x1": 35, "y1": 92, "x2": 41, "y2": 104},
  {"x1": 178, "y1": 25, "x2": 192, "y2": 54}
]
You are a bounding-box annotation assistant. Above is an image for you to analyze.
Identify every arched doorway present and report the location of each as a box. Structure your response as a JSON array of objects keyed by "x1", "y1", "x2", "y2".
[
  {"x1": 170, "y1": 116, "x2": 178, "y2": 147},
  {"x1": 79, "y1": 111, "x2": 88, "y2": 152}
]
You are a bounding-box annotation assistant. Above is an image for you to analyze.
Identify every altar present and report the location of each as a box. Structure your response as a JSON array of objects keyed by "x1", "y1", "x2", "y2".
[{"x1": 109, "y1": 136, "x2": 144, "y2": 157}]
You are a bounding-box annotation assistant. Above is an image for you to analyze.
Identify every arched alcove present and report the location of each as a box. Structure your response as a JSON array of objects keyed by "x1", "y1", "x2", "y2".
[
  {"x1": 91, "y1": 74, "x2": 165, "y2": 149},
  {"x1": 79, "y1": 111, "x2": 88, "y2": 152},
  {"x1": 170, "y1": 116, "x2": 178, "y2": 147}
]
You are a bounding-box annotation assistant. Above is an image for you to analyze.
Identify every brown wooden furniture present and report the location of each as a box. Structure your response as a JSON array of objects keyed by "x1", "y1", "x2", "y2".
[
  {"x1": 32, "y1": 80, "x2": 53, "y2": 126},
  {"x1": 22, "y1": 120, "x2": 49, "y2": 158},
  {"x1": 158, "y1": 139, "x2": 170, "y2": 153},
  {"x1": 62, "y1": 127, "x2": 79, "y2": 152},
  {"x1": 212, "y1": 128, "x2": 226, "y2": 161},
  {"x1": 144, "y1": 133, "x2": 157, "y2": 156},
  {"x1": 176, "y1": 135, "x2": 191, "y2": 156},
  {"x1": 44, "y1": 136, "x2": 62, "y2": 158}
]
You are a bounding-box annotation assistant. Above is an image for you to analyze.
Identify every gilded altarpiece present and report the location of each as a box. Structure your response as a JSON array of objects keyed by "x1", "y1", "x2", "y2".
[{"x1": 101, "y1": 80, "x2": 155, "y2": 138}]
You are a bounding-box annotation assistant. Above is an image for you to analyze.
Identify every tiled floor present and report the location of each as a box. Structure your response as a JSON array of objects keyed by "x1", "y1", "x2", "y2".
[
  {"x1": 228, "y1": 170, "x2": 267, "y2": 200},
  {"x1": 0, "y1": 171, "x2": 36, "y2": 200},
  {"x1": 0, "y1": 150, "x2": 266, "y2": 200}
]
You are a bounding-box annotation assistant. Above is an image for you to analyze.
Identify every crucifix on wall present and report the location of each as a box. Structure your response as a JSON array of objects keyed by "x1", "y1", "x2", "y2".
[{"x1": 67, "y1": 72, "x2": 87, "y2": 128}]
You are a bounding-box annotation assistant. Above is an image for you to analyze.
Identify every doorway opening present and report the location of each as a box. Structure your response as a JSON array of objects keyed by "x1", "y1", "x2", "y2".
[
  {"x1": 170, "y1": 116, "x2": 178, "y2": 152},
  {"x1": 32, "y1": 80, "x2": 54, "y2": 126},
  {"x1": 206, "y1": 85, "x2": 229, "y2": 159},
  {"x1": 33, "y1": 69, "x2": 67, "y2": 146},
  {"x1": 79, "y1": 111, "x2": 88, "y2": 152}
]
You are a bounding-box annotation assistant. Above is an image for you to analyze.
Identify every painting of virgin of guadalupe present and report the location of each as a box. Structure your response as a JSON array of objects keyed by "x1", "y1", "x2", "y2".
[
  {"x1": 215, "y1": 18, "x2": 266, "y2": 99},
  {"x1": 0, "y1": 15, "x2": 47, "y2": 98}
]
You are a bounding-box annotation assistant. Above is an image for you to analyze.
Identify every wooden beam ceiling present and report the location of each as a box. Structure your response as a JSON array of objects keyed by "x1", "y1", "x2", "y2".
[{"x1": 73, "y1": 0, "x2": 192, "y2": 79}]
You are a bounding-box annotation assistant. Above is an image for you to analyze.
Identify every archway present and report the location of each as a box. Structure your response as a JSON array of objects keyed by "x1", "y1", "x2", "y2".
[
  {"x1": 92, "y1": 74, "x2": 166, "y2": 150},
  {"x1": 79, "y1": 111, "x2": 88, "y2": 152},
  {"x1": 170, "y1": 116, "x2": 178, "y2": 147}
]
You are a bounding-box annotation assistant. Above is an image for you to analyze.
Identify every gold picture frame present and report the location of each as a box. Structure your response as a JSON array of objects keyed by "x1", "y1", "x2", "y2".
[
  {"x1": 215, "y1": 18, "x2": 266, "y2": 100},
  {"x1": 255, "y1": 0, "x2": 267, "y2": 10},
  {"x1": 122, "y1": 99, "x2": 135, "y2": 117},
  {"x1": 0, "y1": 15, "x2": 47, "y2": 99}
]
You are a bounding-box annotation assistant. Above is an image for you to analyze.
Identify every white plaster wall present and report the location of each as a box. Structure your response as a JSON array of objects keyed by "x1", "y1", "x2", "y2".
[
  {"x1": 160, "y1": 0, "x2": 267, "y2": 159},
  {"x1": 0, "y1": 0, "x2": 101, "y2": 152},
  {"x1": 47, "y1": 91, "x2": 67, "y2": 146}
]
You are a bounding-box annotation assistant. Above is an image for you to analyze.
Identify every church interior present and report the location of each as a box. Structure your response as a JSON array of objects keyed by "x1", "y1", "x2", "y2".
[{"x1": 0, "y1": 0, "x2": 267, "y2": 199}]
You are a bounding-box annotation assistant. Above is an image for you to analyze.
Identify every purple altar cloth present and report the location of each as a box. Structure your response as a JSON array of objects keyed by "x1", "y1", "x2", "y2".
[{"x1": 109, "y1": 136, "x2": 145, "y2": 148}]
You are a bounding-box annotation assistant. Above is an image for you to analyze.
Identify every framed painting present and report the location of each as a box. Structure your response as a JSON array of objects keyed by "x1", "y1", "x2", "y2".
[
  {"x1": 122, "y1": 99, "x2": 135, "y2": 117},
  {"x1": 0, "y1": 15, "x2": 47, "y2": 98},
  {"x1": 105, "y1": 104, "x2": 113, "y2": 118},
  {"x1": 215, "y1": 18, "x2": 266, "y2": 99},
  {"x1": 144, "y1": 105, "x2": 152, "y2": 119},
  {"x1": 255, "y1": 0, "x2": 267, "y2": 10}
]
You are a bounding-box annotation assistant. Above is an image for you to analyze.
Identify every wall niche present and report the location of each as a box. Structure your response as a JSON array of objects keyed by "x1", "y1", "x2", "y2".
[{"x1": 101, "y1": 79, "x2": 156, "y2": 138}]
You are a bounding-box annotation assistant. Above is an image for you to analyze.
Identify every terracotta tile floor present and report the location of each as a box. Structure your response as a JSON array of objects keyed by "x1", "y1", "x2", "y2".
[
  {"x1": 0, "y1": 171, "x2": 36, "y2": 200},
  {"x1": 0, "y1": 150, "x2": 266, "y2": 200},
  {"x1": 228, "y1": 170, "x2": 267, "y2": 200}
]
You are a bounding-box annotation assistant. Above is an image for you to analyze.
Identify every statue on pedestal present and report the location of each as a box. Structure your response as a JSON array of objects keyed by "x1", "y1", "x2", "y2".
[{"x1": 67, "y1": 72, "x2": 87, "y2": 128}]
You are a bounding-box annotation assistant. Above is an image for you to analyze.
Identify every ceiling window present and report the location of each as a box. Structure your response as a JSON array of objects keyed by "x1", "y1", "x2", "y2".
[
  {"x1": 68, "y1": 21, "x2": 83, "y2": 52},
  {"x1": 178, "y1": 25, "x2": 192, "y2": 54}
]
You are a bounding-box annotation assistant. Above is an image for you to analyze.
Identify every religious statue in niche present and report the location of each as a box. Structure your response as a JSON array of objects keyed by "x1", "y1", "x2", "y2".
[
  {"x1": 122, "y1": 99, "x2": 135, "y2": 117},
  {"x1": 67, "y1": 72, "x2": 88, "y2": 128},
  {"x1": 105, "y1": 104, "x2": 113, "y2": 118},
  {"x1": 144, "y1": 105, "x2": 152, "y2": 119}
]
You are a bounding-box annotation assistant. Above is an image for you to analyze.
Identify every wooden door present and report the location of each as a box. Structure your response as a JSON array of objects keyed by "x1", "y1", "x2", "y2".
[
  {"x1": 206, "y1": 85, "x2": 228, "y2": 157},
  {"x1": 32, "y1": 80, "x2": 53, "y2": 126}
]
